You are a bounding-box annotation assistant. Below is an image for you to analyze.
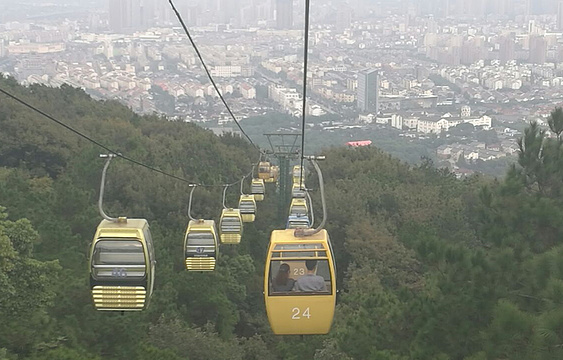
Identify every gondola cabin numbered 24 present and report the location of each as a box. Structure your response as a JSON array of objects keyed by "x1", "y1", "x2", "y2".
[{"x1": 264, "y1": 229, "x2": 336, "y2": 335}]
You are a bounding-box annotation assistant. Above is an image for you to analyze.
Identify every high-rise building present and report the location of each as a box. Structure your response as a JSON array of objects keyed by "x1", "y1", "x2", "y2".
[
  {"x1": 499, "y1": 35, "x2": 515, "y2": 63},
  {"x1": 109, "y1": 0, "x2": 125, "y2": 32},
  {"x1": 461, "y1": 42, "x2": 478, "y2": 64},
  {"x1": 528, "y1": 0, "x2": 557, "y2": 14},
  {"x1": 109, "y1": 0, "x2": 148, "y2": 33},
  {"x1": 276, "y1": 0, "x2": 293, "y2": 29},
  {"x1": 450, "y1": 46, "x2": 461, "y2": 65},
  {"x1": 0, "y1": 40, "x2": 6, "y2": 58},
  {"x1": 357, "y1": 69, "x2": 379, "y2": 113},
  {"x1": 529, "y1": 35, "x2": 547, "y2": 64},
  {"x1": 336, "y1": 6, "x2": 352, "y2": 31},
  {"x1": 444, "y1": 0, "x2": 451, "y2": 17},
  {"x1": 419, "y1": 0, "x2": 450, "y2": 17},
  {"x1": 219, "y1": 0, "x2": 237, "y2": 24},
  {"x1": 489, "y1": 0, "x2": 512, "y2": 16},
  {"x1": 467, "y1": 0, "x2": 486, "y2": 17},
  {"x1": 558, "y1": 1, "x2": 563, "y2": 30}
]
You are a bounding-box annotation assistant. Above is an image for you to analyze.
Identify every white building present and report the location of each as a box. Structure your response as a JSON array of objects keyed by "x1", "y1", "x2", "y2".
[
  {"x1": 116, "y1": 76, "x2": 136, "y2": 90},
  {"x1": 391, "y1": 114, "x2": 403, "y2": 129},
  {"x1": 416, "y1": 115, "x2": 492, "y2": 134},
  {"x1": 138, "y1": 79, "x2": 151, "y2": 91},
  {"x1": 269, "y1": 85, "x2": 300, "y2": 110},
  {"x1": 211, "y1": 65, "x2": 242, "y2": 78},
  {"x1": 0, "y1": 40, "x2": 6, "y2": 58},
  {"x1": 169, "y1": 85, "x2": 184, "y2": 97},
  {"x1": 100, "y1": 76, "x2": 118, "y2": 90},
  {"x1": 222, "y1": 84, "x2": 234, "y2": 94},
  {"x1": 185, "y1": 84, "x2": 205, "y2": 98},
  {"x1": 82, "y1": 77, "x2": 101, "y2": 89},
  {"x1": 308, "y1": 104, "x2": 326, "y2": 116},
  {"x1": 403, "y1": 117, "x2": 419, "y2": 130},
  {"x1": 239, "y1": 83, "x2": 256, "y2": 99}
]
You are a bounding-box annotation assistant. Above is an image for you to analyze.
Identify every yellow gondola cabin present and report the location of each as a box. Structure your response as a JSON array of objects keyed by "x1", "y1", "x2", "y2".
[
  {"x1": 258, "y1": 161, "x2": 271, "y2": 180},
  {"x1": 184, "y1": 219, "x2": 219, "y2": 271},
  {"x1": 264, "y1": 229, "x2": 336, "y2": 335},
  {"x1": 289, "y1": 198, "x2": 308, "y2": 217},
  {"x1": 219, "y1": 208, "x2": 243, "y2": 244},
  {"x1": 292, "y1": 165, "x2": 304, "y2": 184},
  {"x1": 266, "y1": 165, "x2": 279, "y2": 183},
  {"x1": 251, "y1": 178, "x2": 265, "y2": 201},
  {"x1": 238, "y1": 194, "x2": 257, "y2": 222},
  {"x1": 291, "y1": 183, "x2": 306, "y2": 198},
  {"x1": 89, "y1": 218, "x2": 156, "y2": 311}
]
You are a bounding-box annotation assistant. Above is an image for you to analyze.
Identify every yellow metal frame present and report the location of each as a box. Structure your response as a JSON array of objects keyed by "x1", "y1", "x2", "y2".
[
  {"x1": 264, "y1": 229, "x2": 336, "y2": 335},
  {"x1": 184, "y1": 219, "x2": 219, "y2": 271},
  {"x1": 219, "y1": 208, "x2": 243, "y2": 244},
  {"x1": 89, "y1": 218, "x2": 155, "y2": 311}
]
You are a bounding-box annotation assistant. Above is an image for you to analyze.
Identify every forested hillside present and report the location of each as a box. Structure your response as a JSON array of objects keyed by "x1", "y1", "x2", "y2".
[{"x1": 2, "y1": 77, "x2": 563, "y2": 359}]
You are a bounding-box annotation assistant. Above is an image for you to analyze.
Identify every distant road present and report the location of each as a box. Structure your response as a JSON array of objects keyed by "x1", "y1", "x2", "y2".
[{"x1": 255, "y1": 68, "x2": 282, "y2": 86}]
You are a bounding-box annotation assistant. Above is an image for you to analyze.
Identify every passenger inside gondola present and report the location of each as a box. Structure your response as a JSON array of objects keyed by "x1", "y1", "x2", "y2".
[
  {"x1": 293, "y1": 259, "x2": 326, "y2": 292},
  {"x1": 269, "y1": 257, "x2": 331, "y2": 294},
  {"x1": 273, "y1": 263, "x2": 295, "y2": 292}
]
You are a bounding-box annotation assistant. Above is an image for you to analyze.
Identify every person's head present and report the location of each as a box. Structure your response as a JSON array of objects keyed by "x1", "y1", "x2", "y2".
[
  {"x1": 275, "y1": 263, "x2": 290, "y2": 285},
  {"x1": 279, "y1": 263, "x2": 290, "y2": 274},
  {"x1": 305, "y1": 259, "x2": 317, "y2": 271}
]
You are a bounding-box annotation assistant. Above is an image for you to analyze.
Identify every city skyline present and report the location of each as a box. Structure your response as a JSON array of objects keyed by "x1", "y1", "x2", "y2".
[{"x1": 1, "y1": 0, "x2": 563, "y2": 169}]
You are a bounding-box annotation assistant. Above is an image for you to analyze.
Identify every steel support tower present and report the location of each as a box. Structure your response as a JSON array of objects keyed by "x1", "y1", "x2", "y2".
[{"x1": 264, "y1": 133, "x2": 301, "y2": 226}]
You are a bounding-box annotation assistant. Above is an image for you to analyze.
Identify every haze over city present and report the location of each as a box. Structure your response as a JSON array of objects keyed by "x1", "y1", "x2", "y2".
[{"x1": 2, "y1": 0, "x2": 563, "y2": 175}]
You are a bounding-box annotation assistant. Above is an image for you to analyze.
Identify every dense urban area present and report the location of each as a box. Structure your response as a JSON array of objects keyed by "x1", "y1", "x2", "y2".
[{"x1": 2, "y1": 0, "x2": 563, "y2": 175}]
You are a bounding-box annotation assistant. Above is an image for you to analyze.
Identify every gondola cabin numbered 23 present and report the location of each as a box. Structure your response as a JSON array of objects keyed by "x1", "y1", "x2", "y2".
[{"x1": 264, "y1": 229, "x2": 336, "y2": 335}]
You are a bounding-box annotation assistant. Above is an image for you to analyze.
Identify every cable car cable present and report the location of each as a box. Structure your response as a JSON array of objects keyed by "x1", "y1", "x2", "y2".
[
  {"x1": 168, "y1": 0, "x2": 260, "y2": 152},
  {"x1": 0, "y1": 87, "x2": 116, "y2": 154},
  {"x1": 0, "y1": 86, "x2": 199, "y2": 185},
  {"x1": 0, "y1": 86, "x2": 256, "y2": 188},
  {"x1": 298, "y1": 0, "x2": 311, "y2": 189}
]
